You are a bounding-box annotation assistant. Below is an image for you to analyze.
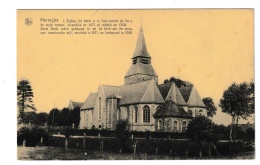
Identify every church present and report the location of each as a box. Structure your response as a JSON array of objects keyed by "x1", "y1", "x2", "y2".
[{"x1": 78, "y1": 26, "x2": 207, "y2": 132}]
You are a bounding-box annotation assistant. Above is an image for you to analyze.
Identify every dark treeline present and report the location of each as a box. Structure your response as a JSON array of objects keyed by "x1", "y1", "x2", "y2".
[{"x1": 21, "y1": 107, "x2": 80, "y2": 128}]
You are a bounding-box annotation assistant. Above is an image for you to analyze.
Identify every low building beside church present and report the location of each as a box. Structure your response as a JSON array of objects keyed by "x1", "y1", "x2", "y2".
[{"x1": 78, "y1": 26, "x2": 207, "y2": 132}]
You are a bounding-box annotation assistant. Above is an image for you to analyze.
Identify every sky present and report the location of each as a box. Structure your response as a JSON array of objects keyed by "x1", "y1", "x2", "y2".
[{"x1": 17, "y1": 9, "x2": 254, "y2": 125}]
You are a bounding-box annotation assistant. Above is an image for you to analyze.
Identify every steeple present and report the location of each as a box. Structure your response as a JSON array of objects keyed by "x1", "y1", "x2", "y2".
[
  {"x1": 132, "y1": 26, "x2": 151, "y2": 59},
  {"x1": 124, "y1": 26, "x2": 158, "y2": 85}
]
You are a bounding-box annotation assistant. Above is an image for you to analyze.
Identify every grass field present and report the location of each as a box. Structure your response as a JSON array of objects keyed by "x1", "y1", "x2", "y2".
[{"x1": 17, "y1": 146, "x2": 254, "y2": 160}]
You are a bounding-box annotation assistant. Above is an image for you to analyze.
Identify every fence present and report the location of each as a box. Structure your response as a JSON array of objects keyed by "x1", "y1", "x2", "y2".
[{"x1": 46, "y1": 134, "x2": 248, "y2": 157}]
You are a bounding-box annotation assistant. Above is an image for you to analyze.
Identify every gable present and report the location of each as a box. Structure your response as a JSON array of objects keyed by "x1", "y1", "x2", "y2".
[
  {"x1": 187, "y1": 86, "x2": 205, "y2": 108},
  {"x1": 81, "y1": 93, "x2": 97, "y2": 110},
  {"x1": 165, "y1": 83, "x2": 187, "y2": 106},
  {"x1": 140, "y1": 80, "x2": 165, "y2": 103}
]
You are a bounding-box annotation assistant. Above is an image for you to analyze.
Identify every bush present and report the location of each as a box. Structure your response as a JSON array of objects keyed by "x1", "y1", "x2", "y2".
[
  {"x1": 17, "y1": 125, "x2": 49, "y2": 146},
  {"x1": 245, "y1": 127, "x2": 255, "y2": 143},
  {"x1": 115, "y1": 120, "x2": 131, "y2": 152}
]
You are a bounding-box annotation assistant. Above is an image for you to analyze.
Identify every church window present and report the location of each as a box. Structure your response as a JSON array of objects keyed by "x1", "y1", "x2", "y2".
[
  {"x1": 173, "y1": 121, "x2": 178, "y2": 130},
  {"x1": 156, "y1": 106, "x2": 162, "y2": 111},
  {"x1": 182, "y1": 121, "x2": 187, "y2": 131},
  {"x1": 158, "y1": 119, "x2": 162, "y2": 130},
  {"x1": 134, "y1": 106, "x2": 138, "y2": 123},
  {"x1": 143, "y1": 105, "x2": 150, "y2": 123},
  {"x1": 188, "y1": 110, "x2": 192, "y2": 116},
  {"x1": 168, "y1": 119, "x2": 172, "y2": 129},
  {"x1": 98, "y1": 97, "x2": 101, "y2": 120},
  {"x1": 199, "y1": 110, "x2": 203, "y2": 116},
  {"x1": 127, "y1": 107, "x2": 130, "y2": 121},
  {"x1": 142, "y1": 59, "x2": 149, "y2": 64}
]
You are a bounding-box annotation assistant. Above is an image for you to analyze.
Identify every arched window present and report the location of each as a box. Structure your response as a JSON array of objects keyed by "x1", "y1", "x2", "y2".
[
  {"x1": 158, "y1": 119, "x2": 162, "y2": 130},
  {"x1": 168, "y1": 119, "x2": 172, "y2": 129},
  {"x1": 182, "y1": 121, "x2": 187, "y2": 131},
  {"x1": 143, "y1": 105, "x2": 150, "y2": 123},
  {"x1": 126, "y1": 107, "x2": 130, "y2": 121},
  {"x1": 173, "y1": 121, "x2": 178, "y2": 130},
  {"x1": 134, "y1": 106, "x2": 138, "y2": 123},
  {"x1": 188, "y1": 110, "x2": 192, "y2": 116},
  {"x1": 156, "y1": 106, "x2": 162, "y2": 111},
  {"x1": 199, "y1": 110, "x2": 203, "y2": 116}
]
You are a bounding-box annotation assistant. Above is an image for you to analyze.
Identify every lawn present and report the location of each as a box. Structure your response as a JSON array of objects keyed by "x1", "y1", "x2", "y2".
[{"x1": 17, "y1": 146, "x2": 254, "y2": 160}]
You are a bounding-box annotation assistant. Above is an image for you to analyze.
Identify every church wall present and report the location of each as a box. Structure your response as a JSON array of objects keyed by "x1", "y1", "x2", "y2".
[
  {"x1": 118, "y1": 104, "x2": 161, "y2": 132},
  {"x1": 90, "y1": 86, "x2": 107, "y2": 129},
  {"x1": 79, "y1": 109, "x2": 93, "y2": 129},
  {"x1": 124, "y1": 74, "x2": 158, "y2": 85},
  {"x1": 187, "y1": 107, "x2": 207, "y2": 117},
  {"x1": 106, "y1": 98, "x2": 118, "y2": 130}
]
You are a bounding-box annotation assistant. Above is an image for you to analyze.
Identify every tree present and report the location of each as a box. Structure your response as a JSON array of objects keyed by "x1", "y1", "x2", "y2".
[
  {"x1": 245, "y1": 127, "x2": 255, "y2": 143},
  {"x1": 219, "y1": 82, "x2": 254, "y2": 146},
  {"x1": 47, "y1": 108, "x2": 60, "y2": 127},
  {"x1": 186, "y1": 115, "x2": 215, "y2": 157},
  {"x1": 17, "y1": 79, "x2": 36, "y2": 122},
  {"x1": 202, "y1": 97, "x2": 217, "y2": 118},
  {"x1": 59, "y1": 108, "x2": 71, "y2": 126},
  {"x1": 115, "y1": 120, "x2": 130, "y2": 152},
  {"x1": 22, "y1": 112, "x2": 39, "y2": 125},
  {"x1": 163, "y1": 76, "x2": 191, "y2": 88},
  {"x1": 37, "y1": 112, "x2": 48, "y2": 126},
  {"x1": 69, "y1": 107, "x2": 81, "y2": 128}
]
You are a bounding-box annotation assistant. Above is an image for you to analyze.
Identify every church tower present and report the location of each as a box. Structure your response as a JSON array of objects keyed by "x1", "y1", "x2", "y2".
[{"x1": 124, "y1": 26, "x2": 158, "y2": 85}]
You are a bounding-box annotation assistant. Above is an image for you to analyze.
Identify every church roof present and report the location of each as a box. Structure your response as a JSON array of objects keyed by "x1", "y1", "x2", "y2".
[
  {"x1": 119, "y1": 79, "x2": 164, "y2": 105},
  {"x1": 187, "y1": 86, "x2": 206, "y2": 108},
  {"x1": 125, "y1": 63, "x2": 158, "y2": 77},
  {"x1": 164, "y1": 82, "x2": 187, "y2": 106},
  {"x1": 81, "y1": 93, "x2": 97, "y2": 110},
  {"x1": 179, "y1": 85, "x2": 193, "y2": 102},
  {"x1": 101, "y1": 85, "x2": 120, "y2": 98},
  {"x1": 153, "y1": 101, "x2": 192, "y2": 118},
  {"x1": 132, "y1": 26, "x2": 151, "y2": 59},
  {"x1": 68, "y1": 101, "x2": 84, "y2": 110}
]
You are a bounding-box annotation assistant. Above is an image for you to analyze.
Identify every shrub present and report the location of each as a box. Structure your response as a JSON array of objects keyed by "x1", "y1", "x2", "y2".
[
  {"x1": 17, "y1": 125, "x2": 49, "y2": 146},
  {"x1": 115, "y1": 120, "x2": 131, "y2": 152}
]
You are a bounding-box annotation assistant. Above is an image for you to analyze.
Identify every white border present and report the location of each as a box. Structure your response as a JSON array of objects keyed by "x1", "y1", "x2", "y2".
[{"x1": 0, "y1": 0, "x2": 258, "y2": 165}]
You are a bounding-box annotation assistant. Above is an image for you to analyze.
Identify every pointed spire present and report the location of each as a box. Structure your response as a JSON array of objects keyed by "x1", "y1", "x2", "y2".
[{"x1": 132, "y1": 26, "x2": 151, "y2": 59}]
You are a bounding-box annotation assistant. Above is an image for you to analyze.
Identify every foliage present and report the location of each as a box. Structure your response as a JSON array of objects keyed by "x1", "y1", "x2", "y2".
[
  {"x1": 219, "y1": 82, "x2": 254, "y2": 142},
  {"x1": 59, "y1": 108, "x2": 71, "y2": 126},
  {"x1": 202, "y1": 97, "x2": 217, "y2": 117},
  {"x1": 186, "y1": 116, "x2": 216, "y2": 156},
  {"x1": 47, "y1": 108, "x2": 60, "y2": 127},
  {"x1": 187, "y1": 116, "x2": 215, "y2": 143},
  {"x1": 115, "y1": 120, "x2": 131, "y2": 152},
  {"x1": 37, "y1": 112, "x2": 48, "y2": 126},
  {"x1": 219, "y1": 82, "x2": 254, "y2": 120},
  {"x1": 17, "y1": 79, "x2": 36, "y2": 121},
  {"x1": 20, "y1": 112, "x2": 48, "y2": 126},
  {"x1": 245, "y1": 127, "x2": 255, "y2": 143},
  {"x1": 69, "y1": 107, "x2": 81, "y2": 128},
  {"x1": 22, "y1": 112, "x2": 39, "y2": 125},
  {"x1": 163, "y1": 76, "x2": 191, "y2": 88},
  {"x1": 17, "y1": 125, "x2": 49, "y2": 146}
]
